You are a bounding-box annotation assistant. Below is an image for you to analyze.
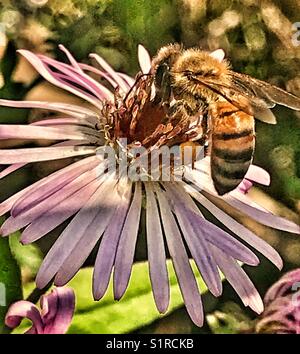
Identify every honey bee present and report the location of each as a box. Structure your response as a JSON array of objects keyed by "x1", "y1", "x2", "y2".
[{"x1": 151, "y1": 44, "x2": 300, "y2": 195}]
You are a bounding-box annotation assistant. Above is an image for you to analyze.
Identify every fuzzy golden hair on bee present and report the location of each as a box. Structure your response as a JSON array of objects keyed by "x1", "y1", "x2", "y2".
[
  {"x1": 151, "y1": 43, "x2": 182, "y2": 73},
  {"x1": 151, "y1": 44, "x2": 232, "y2": 105},
  {"x1": 173, "y1": 49, "x2": 230, "y2": 95},
  {"x1": 171, "y1": 48, "x2": 230, "y2": 78}
]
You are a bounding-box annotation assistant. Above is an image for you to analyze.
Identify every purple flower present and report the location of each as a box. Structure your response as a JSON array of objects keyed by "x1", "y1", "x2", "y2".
[
  {"x1": 0, "y1": 45, "x2": 299, "y2": 327},
  {"x1": 237, "y1": 179, "x2": 254, "y2": 194},
  {"x1": 256, "y1": 269, "x2": 300, "y2": 334},
  {"x1": 5, "y1": 287, "x2": 75, "y2": 334}
]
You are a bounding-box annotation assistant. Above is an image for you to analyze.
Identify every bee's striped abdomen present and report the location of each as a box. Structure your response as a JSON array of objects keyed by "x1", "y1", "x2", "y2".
[{"x1": 210, "y1": 102, "x2": 255, "y2": 195}]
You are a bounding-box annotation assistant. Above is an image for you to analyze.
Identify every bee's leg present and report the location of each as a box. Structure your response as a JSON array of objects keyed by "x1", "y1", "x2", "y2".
[
  {"x1": 189, "y1": 110, "x2": 210, "y2": 148},
  {"x1": 168, "y1": 99, "x2": 197, "y2": 117},
  {"x1": 169, "y1": 95, "x2": 208, "y2": 116}
]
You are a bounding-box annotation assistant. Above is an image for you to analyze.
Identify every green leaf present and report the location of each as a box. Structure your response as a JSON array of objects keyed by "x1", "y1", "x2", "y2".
[
  {"x1": 16, "y1": 260, "x2": 216, "y2": 334},
  {"x1": 0, "y1": 228, "x2": 22, "y2": 333},
  {"x1": 67, "y1": 260, "x2": 211, "y2": 334},
  {"x1": 9, "y1": 231, "x2": 43, "y2": 280}
]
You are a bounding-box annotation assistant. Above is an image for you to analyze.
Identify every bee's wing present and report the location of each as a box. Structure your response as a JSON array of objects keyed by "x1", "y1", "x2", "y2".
[
  {"x1": 198, "y1": 73, "x2": 299, "y2": 124},
  {"x1": 250, "y1": 106, "x2": 277, "y2": 124},
  {"x1": 198, "y1": 78, "x2": 270, "y2": 117},
  {"x1": 214, "y1": 80, "x2": 277, "y2": 123},
  {"x1": 228, "y1": 71, "x2": 300, "y2": 111}
]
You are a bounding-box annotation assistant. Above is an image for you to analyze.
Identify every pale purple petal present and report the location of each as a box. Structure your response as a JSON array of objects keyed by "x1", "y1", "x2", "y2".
[
  {"x1": 21, "y1": 179, "x2": 101, "y2": 244},
  {"x1": 54, "y1": 177, "x2": 120, "y2": 286},
  {"x1": 29, "y1": 123, "x2": 102, "y2": 142},
  {"x1": 184, "y1": 183, "x2": 283, "y2": 269},
  {"x1": 78, "y1": 63, "x2": 132, "y2": 92},
  {"x1": 0, "y1": 163, "x2": 26, "y2": 179},
  {"x1": 32, "y1": 117, "x2": 96, "y2": 129},
  {"x1": 164, "y1": 183, "x2": 222, "y2": 297},
  {"x1": 113, "y1": 182, "x2": 142, "y2": 300},
  {"x1": 18, "y1": 50, "x2": 105, "y2": 109},
  {"x1": 155, "y1": 185, "x2": 204, "y2": 327},
  {"x1": 0, "y1": 140, "x2": 92, "y2": 182},
  {"x1": 0, "y1": 125, "x2": 87, "y2": 141},
  {"x1": 0, "y1": 99, "x2": 98, "y2": 119},
  {"x1": 0, "y1": 148, "x2": 97, "y2": 217},
  {"x1": 227, "y1": 189, "x2": 269, "y2": 212},
  {"x1": 39, "y1": 55, "x2": 114, "y2": 102},
  {"x1": 225, "y1": 195, "x2": 300, "y2": 234},
  {"x1": 89, "y1": 53, "x2": 128, "y2": 93},
  {"x1": 35, "y1": 173, "x2": 115, "y2": 289},
  {"x1": 212, "y1": 246, "x2": 264, "y2": 314},
  {"x1": 93, "y1": 180, "x2": 132, "y2": 300},
  {"x1": 138, "y1": 45, "x2": 152, "y2": 74},
  {"x1": 117, "y1": 73, "x2": 135, "y2": 87},
  {"x1": 238, "y1": 179, "x2": 253, "y2": 194},
  {"x1": 188, "y1": 209, "x2": 259, "y2": 266},
  {"x1": 5, "y1": 301, "x2": 44, "y2": 334},
  {"x1": 184, "y1": 163, "x2": 221, "y2": 195},
  {"x1": 176, "y1": 182, "x2": 258, "y2": 265},
  {"x1": 33, "y1": 52, "x2": 111, "y2": 102},
  {"x1": 10, "y1": 155, "x2": 100, "y2": 217},
  {"x1": 0, "y1": 185, "x2": 36, "y2": 217},
  {"x1": 209, "y1": 49, "x2": 225, "y2": 62},
  {"x1": 145, "y1": 182, "x2": 170, "y2": 314},
  {"x1": 0, "y1": 146, "x2": 96, "y2": 164},
  {"x1": 0, "y1": 177, "x2": 59, "y2": 218},
  {"x1": 41, "y1": 287, "x2": 75, "y2": 334},
  {"x1": 1, "y1": 168, "x2": 98, "y2": 236},
  {"x1": 245, "y1": 165, "x2": 271, "y2": 186},
  {"x1": 79, "y1": 63, "x2": 119, "y2": 89},
  {"x1": 185, "y1": 164, "x2": 267, "y2": 212},
  {"x1": 58, "y1": 44, "x2": 82, "y2": 71}
]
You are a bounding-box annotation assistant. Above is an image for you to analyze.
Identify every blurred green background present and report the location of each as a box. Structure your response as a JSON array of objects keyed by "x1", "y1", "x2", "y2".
[{"x1": 0, "y1": 0, "x2": 300, "y2": 334}]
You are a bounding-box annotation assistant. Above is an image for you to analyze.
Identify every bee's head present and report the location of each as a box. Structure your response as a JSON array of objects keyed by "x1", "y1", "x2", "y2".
[
  {"x1": 151, "y1": 44, "x2": 182, "y2": 102},
  {"x1": 151, "y1": 44, "x2": 182, "y2": 73},
  {"x1": 172, "y1": 48, "x2": 230, "y2": 83},
  {"x1": 151, "y1": 45, "x2": 230, "y2": 100}
]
